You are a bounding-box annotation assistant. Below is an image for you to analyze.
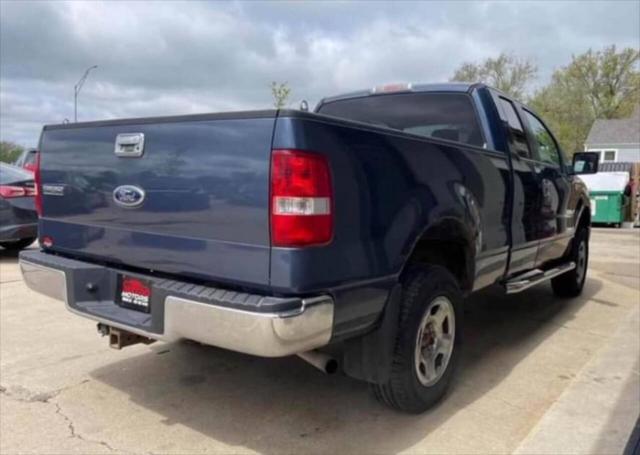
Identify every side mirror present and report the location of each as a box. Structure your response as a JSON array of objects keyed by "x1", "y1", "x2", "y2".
[{"x1": 572, "y1": 152, "x2": 599, "y2": 175}]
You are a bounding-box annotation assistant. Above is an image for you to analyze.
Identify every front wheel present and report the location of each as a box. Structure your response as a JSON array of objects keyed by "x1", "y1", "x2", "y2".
[
  {"x1": 371, "y1": 264, "x2": 462, "y2": 413},
  {"x1": 551, "y1": 227, "x2": 588, "y2": 297}
]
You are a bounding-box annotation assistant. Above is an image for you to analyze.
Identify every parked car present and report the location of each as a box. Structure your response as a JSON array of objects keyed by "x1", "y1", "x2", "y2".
[
  {"x1": 13, "y1": 149, "x2": 39, "y2": 172},
  {"x1": 20, "y1": 82, "x2": 599, "y2": 413},
  {"x1": 0, "y1": 162, "x2": 37, "y2": 250}
]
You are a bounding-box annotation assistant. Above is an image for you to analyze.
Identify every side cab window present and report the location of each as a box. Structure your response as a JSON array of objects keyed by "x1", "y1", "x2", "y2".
[
  {"x1": 495, "y1": 96, "x2": 531, "y2": 158},
  {"x1": 522, "y1": 109, "x2": 563, "y2": 168}
]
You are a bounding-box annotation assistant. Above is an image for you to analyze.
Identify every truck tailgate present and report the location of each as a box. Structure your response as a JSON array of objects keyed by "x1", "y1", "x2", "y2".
[{"x1": 38, "y1": 112, "x2": 276, "y2": 287}]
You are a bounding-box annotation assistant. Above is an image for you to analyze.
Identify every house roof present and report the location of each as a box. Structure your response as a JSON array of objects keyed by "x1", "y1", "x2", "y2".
[{"x1": 585, "y1": 106, "x2": 640, "y2": 146}]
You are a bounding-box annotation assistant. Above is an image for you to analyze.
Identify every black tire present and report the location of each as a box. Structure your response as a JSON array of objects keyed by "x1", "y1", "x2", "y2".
[
  {"x1": 551, "y1": 227, "x2": 588, "y2": 298},
  {"x1": 0, "y1": 237, "x2": 36, "y2": 251},
  {"x1": 371, "y1": 264, "x2": 463, "y2": 414}
]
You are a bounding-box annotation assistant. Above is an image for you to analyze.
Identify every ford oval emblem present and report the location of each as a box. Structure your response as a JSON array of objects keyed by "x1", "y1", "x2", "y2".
[{"x1": 113, "y1": 185, "x2": 145, "y2": 208}]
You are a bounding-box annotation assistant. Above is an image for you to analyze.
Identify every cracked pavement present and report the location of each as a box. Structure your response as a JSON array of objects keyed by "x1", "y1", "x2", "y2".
[
  {"x1": 0, "y1": 380, "x2": 119, "y2": 453},
  {"x1": 1, "y1": 229, "x2": 639, "y2": 454}
]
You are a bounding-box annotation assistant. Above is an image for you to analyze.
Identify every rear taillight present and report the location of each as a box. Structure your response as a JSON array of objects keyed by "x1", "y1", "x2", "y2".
[
  {"x1": 270, "y1": 149, "x2": 333, "y2": 247},
  {"x1": 0, "y1": 185, "x2": 36, "y2": 198},
  {"x1": 34, "y1": 152, "x2": 42, "y2": 216}
]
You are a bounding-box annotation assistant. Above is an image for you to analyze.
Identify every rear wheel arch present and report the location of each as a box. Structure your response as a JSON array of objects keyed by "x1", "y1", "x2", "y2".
[{"x1": 403, "y1": 219, "x2": 475, "y2": 292}]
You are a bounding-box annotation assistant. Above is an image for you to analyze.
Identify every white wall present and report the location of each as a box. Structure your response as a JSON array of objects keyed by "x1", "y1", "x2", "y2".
[{"x1": 617, "y1": 148, "x2": 640, "y2": 162}]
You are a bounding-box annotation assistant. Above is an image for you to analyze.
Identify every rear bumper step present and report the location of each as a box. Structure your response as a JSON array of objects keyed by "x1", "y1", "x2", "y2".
[
  {"x1": 505, "y1": 262, "x2": 576, "y2": 294},
  {"x1": 19, "y1": 250, "x2": 334, "y2": 357}
]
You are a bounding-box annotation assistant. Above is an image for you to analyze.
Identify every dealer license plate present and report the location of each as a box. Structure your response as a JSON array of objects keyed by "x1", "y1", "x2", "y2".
[{"x1": 117, "y1": 275, "x2": 151, "y2": 313}]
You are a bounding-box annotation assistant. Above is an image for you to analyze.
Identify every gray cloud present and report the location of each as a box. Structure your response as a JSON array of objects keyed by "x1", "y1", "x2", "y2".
[{"x1": 1, "y1": 0, "x2": 638, "y2": 147}]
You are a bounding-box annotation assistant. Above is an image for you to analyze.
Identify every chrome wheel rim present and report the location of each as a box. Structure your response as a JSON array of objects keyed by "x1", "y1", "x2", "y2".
[
  {"x1": 414, "y1": 296, "x2": 455, "y2": 387},
  {"x1": 576, "y1": 240, "x2": 587, "y2": 284}
]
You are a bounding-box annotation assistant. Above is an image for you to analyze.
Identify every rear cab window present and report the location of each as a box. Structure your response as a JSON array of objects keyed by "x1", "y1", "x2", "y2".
[{"x1": 317, "y1": 92, "x2": 486, "y2": 148}]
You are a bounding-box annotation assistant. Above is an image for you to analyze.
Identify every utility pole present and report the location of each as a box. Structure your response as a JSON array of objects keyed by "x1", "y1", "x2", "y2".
[{"x1": 74, "y1": 65, "x2": 98, "y2": 122}]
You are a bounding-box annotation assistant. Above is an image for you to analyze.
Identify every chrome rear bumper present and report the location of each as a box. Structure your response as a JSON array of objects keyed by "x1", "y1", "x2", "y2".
[{"x1": 20, "y1": 255, "x2": 334, "y2": 357}]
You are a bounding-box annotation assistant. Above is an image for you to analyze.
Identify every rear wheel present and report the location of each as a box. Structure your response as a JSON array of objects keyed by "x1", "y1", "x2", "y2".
[
  {"x1": 551, "y1": 227, "x2": 588, "y2": 297},
  {"x1": 371, "y1": 265, "x2": 462, "y2": 413},
  {"x1": 0, "y1": 237, "x2": 36, "y2": 251}
]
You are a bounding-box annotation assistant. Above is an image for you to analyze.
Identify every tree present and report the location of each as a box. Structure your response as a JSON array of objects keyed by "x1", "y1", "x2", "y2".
[
  {"x1": 450, "y1": 53, "x2": 537, "y2": 99},
  {"x1": 530, "y1": 46, "x2": 640, "y2": 154},
  {"x1": 0, "y1": 141, "x2": 24, "y2": 164},
  {"x1": 271, "y1": 81, "x2": 291, "y2": 109}
]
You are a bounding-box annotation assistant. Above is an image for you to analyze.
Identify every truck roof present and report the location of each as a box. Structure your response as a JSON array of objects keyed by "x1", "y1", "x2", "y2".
[{"x1": 318, "y1": 82, "x2": 482, "y2": 107}]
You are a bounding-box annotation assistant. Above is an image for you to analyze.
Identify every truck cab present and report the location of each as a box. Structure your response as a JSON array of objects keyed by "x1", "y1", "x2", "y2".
[{"x1": 316, "y1": 83, "x2": 593, "y2": 285}]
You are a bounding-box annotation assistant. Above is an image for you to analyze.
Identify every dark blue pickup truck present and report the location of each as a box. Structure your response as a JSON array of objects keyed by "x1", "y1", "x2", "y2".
[{"x1": 20, "y1": 82, "x2": 600, "y2": 413}]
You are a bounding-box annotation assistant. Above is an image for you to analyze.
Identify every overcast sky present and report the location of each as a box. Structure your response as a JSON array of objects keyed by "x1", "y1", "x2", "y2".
[{"x1": 1, "y1": 1, "x2": 639, "y2": 148}]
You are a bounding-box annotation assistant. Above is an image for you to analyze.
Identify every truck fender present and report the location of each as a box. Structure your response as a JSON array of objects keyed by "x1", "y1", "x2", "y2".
[
  {"x1": 560, "y1": 196, "x2": 591, "y2": 260},
  {"x1": 575, "y1": 198, "x2": 590, "y2": 227},
  {"x1": 572, "y1": 178, "x2": 591, "y2": 229}
]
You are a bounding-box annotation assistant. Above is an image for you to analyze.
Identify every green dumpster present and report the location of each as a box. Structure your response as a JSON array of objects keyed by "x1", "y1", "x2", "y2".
[{"x1": 590, "y1": 191, "x2": 626, "y2": 225}]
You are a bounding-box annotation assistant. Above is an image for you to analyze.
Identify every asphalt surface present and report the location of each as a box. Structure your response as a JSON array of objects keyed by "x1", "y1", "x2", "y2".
[{"x1": 1, "y1": 229, "x2": 639, "y2": 454}]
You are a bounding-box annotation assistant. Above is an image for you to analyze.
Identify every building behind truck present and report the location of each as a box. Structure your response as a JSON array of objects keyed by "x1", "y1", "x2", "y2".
[{"x1": 584, "y1": 106, "x2": 640, "y2": 226}]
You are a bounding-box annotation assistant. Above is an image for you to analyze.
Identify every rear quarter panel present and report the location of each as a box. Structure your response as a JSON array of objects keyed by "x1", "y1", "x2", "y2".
[{"x1": 272, "y1": 112, "x2": 510, "y2": 336}]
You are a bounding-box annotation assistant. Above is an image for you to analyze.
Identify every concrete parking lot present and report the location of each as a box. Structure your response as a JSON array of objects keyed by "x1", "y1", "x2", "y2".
[{"x1": 1, "y1": 229, "x2": 638, "y2": 454}]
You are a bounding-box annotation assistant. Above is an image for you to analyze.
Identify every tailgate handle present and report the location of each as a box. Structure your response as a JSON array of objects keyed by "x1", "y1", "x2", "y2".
[{"x1": 114, "y1": 133, "x2": 145, "y2": 157}]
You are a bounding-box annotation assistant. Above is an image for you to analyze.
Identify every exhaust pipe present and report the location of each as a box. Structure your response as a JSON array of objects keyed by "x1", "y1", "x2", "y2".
[
  {"x1": 97, "y1": 324, "x2": 155, "y2": 349},
  {"x1": 297, "y1": 350, "x2": 338, "y2": 375}
]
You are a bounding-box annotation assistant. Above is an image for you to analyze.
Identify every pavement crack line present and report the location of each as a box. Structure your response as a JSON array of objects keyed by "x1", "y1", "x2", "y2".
[
  {"x1": 1, "y1": 380, "x2": 124, "y2": 453},
  {"x1": 53, "y1": 400, "x2": 119, "y2": 453}
]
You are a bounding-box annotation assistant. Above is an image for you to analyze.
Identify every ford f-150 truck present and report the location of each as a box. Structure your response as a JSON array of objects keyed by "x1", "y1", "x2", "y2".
[{"x1": 20, "y1": 82, "x2": 600, "y2": 413}]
